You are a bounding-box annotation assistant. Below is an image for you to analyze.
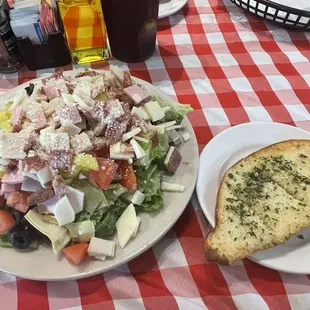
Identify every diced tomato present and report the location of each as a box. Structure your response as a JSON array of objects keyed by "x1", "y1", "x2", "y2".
[
  {"x1": 92, "y1": 146, "x2": 109, "y2": 158},
  {"x1": 90, "y1": 158, "x2": 118, "y2": 190},
  {"x1": 6, "y1": 191, "x2": 30, "y2": 213},
  {"x1": 0, "y1": 210, "x2": 15, "y2": 235},
  {"x1": 119, "y1": 161, "x2": 137, "y2": 190},
  {"x1": 62, "y1": 243, "x2": 89, "y2": 266}
]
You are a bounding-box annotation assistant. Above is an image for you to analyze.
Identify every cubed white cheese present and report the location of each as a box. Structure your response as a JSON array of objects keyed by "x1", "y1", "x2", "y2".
[
  {"x1": 132, "y1": 217, "x2": 141, "y2": 238},
  {"x1": 45, "y1": 132, "x2": 70, "y2": 150},
  {"x1": 54, "y1": 196, "x2": 75, "y2": 226},
  {"x1": 37, "y1": 196, "x2": 59, "y2": 214},
  {"x1": 39, "y1": 126, "x2": 55, "y2": 147},
  {"x1": 10, "y1": 92, "x2": 24, "y2": 111},
  {"x1": 87, "y1": 236, "x2": 116, "y2": 257},
  {"x1": 0, "y1": 133, "x2": 27, "y2": 159},
  {"x1": 110, "y1": 142, "x2": 134, "y2": 160},
  {"x1": 58, "y1": 121, "x2": 81, "y2": 137},
  {"x1": 182, "y1": 132, "x2": 191, "y2": 142},
  {"x1": 23, "y1": 171, "x2": 39, "y2": 181},
  {"x1": 110, "y1": 65, "x2": 124, "y2": 82},
  {"x1": 116, "y1": 203, "x2": 140, "y2": 248},
  {"x1": 72, "y1": 93, "x2": 92, "y2": 112},
  {"x1": 164, "y1": 147, "x2": 175, "y2": 167},
  {"x1": 162, "y1": 106, "x2": 171, "y2": 113},
  {"x1": 155, "y1": 125, "x2": 165, "y2": 134},
  {"x1": 155, "y1": 121, "x2": 176, "y2": 130},
  {"x1": 121, "y1": 127, "x2": 142, "y2": 142},
  {"x1": 161, "y1": 182, "x2": 185, "y2": 192},
  {"x1": 166, "y1": 125, "x2": 184, "y2": 131},
  {"x1": 62, "y1": 93, "x2": 75, "y2": 105},
  {"x1": 133, "y1": 136, "x2": 148, "y2": 143},
  {"x1": 65, "y1": 186, "x2": 84, "y2": 214},
  {"x1": 36, "y1": 167, "x2": 53, "y2": 188},
  {"x1": 70, "y1": 132, "x2": 93, "y2": 153},
  {"x1": 95, "y1": 255, "x2": 106, "y2": 262},
  {"x1": 131, "y1": 190, "x2": 145, "y2": 206},
  {"x1": 144, "y1": 101, "x2": 165, "y2": 122},
  {"x1": 130, "y1": 139, "x2": 146, "y2": 159},
  {"x1": 0, "y1": 158, "x2": 9, "y2": 166},
  {"x1": 131, "y1": 106, "x2": 150, "y2": 120},
  {"x1": 21, "y1": 178, "x2": 43, "y2": 192}
]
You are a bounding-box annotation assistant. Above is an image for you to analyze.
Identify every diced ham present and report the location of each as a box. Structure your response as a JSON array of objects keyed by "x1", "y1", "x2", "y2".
[
  {"x1": 27, "y1": 187, "x2": 55, "y2": 206},
  {"x1": 106, "y1": 87, "x2": 123, "y2": 100},
  {"x1": 24, "y1": 156, "x2": 45, "y2": 171},
  {"x1": 89, "y1": 102, "x2": 107, "y2": 122},
  {"x1": 75, "y1": 71, "x2": 99, "y2": 78},
  {"x1": 123, "y1": 71, "x2": 132, "y2": 88},
  {"x1": 42, "y1": 84, "x2": 61, "y2": 101},
  {"x1": 52, "y1": 175, "x2": 67, "y2": 196},
  {"x1": 48, "y1": 149, "x2": 73, "y2": 170},
  {"x1": 6, "y1": 191, "x2": 30, "y2": 213},
  {"x1": 64, "y1": 76, "x2": 77, "y2": 93},
  {"x1": 92, "y1": 123, "x2": 106, "y2": 136},
  {"x1": 42, "y1": 71, "x2": 69, "y2": 100},
  {"x1": 70, "y1": 132, "x2": 93, "y2": 153},
  {"x1": 54, "y1": 105, "x2": 82, "y2": 124},
  {"x1": 1, "y1": 161, "x2": 24, "y2": 184},
  {"x1": 34, "y1": 108, "x2": 47, "y2": 130},
  {"x1": 1, "y1": 183, "x2": 21, "y2": 193},
  {"x1": 42, "y1": 71, "x2": 64, "y2": 83},
  {"x1": 10, "y1": 107, "x2": 24, "y2": 129},
  {"x1": 105, "y1": 119, "x2": 127, "y2": 144},
  {"x1": 123, "y1": 85, "x2": 150, "y2": 106}
]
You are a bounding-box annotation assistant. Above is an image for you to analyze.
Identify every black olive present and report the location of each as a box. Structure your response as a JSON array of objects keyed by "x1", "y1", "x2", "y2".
[
  {"x1": 8, "y1": 209, "x2": 22, "y2": 228},
  {"x1": 8, "y1": 231, "x2": 32, "y2": 249},
  {"x1": 24, "y1": 83, "x2": 35, "y2": 96}
]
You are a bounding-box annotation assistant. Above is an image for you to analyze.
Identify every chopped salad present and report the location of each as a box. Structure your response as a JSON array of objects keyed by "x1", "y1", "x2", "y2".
[{"x1": 0, "y1": 66, "x2": 193, "y2": 265}]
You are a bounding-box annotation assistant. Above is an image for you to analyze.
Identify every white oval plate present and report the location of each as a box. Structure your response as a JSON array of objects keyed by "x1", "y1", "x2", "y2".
[
  {"x1": 159, "y1": 0, "x2": 187, "y2": 19},
  {"x1": 0, "y1": 70, "x2": 199, "y2": 281},
  {"x1": 196, "y1": 122, "x2": 310, "y2": 274}
]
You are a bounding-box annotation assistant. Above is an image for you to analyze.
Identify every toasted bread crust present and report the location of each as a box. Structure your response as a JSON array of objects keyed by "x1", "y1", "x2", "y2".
[{"x1": 204, "y1": 139, "x2": 310, "y2": 265}]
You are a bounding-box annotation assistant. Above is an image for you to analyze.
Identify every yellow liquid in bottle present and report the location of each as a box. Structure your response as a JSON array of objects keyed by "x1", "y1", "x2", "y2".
[{"x1": 58, "y1": 0, "x2": 108, "y2": 64}]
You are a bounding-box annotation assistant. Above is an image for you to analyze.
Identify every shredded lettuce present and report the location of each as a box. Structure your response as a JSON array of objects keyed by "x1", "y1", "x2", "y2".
[
  {"x1": 135, "y1": 132, "x2": 170, "y2": 168},
  {"x1": 95, "y1": 199, "x2": 128, "y2": 238},
  {"x1": 72, "y1": 179, "x2": 105, "y2": 213},
  {"x1": 155, "y1": 95, "x2": 193, "y2": 124},
  {"x1": 135, "y1": 165, "x2": 164, "y2": 212},
  {"x1": 104, "y1": 184, "x2": 127, "y2": 206}
]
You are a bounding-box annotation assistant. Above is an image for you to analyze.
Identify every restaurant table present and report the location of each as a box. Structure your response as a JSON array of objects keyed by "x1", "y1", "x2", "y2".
[{"x1": 1, "y1": 0, "x2": 310, "y2": 309}]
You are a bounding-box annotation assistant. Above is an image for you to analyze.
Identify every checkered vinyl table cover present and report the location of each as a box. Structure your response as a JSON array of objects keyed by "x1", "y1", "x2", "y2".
[{"x1": 1, "y1": 0, "x2": 310, "y2": 309}]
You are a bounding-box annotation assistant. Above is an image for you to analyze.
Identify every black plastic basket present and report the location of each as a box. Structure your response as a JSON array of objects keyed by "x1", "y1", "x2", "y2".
[{"x1": 230, "y1": 0, "x2": 310, "y2": 30}]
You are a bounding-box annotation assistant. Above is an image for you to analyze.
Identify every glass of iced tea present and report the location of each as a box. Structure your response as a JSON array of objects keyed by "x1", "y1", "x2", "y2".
[{"x1": 101, "y1": 0, "x2": 160, "y2": 63}]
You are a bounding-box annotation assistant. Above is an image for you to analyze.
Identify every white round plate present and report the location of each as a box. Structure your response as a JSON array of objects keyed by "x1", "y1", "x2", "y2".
[
  {"x1": 159, "y1": 0, "x2": 187, "y2": 19},
  {"x1": 0, "y1": 70, "x2": 199, "y2": 281},
  {"x1": 196, "y1": 122, "x2": 310, "y2": 274}
]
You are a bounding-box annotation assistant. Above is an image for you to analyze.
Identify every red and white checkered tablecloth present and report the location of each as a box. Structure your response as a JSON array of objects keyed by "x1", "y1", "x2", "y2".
[{"x1": 1, "y1": 0, "x2": 310, "y2": 309}]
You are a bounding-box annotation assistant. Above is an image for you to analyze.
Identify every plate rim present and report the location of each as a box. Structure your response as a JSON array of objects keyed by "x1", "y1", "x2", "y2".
[
  {"x1": 0, "y1": 69, "x2": 199, "y2": 281},
  {"x1": 158, "y1": 0, "x2": 188, "y2": 19},
  {"x1": 196, "y1": 121, "x2": 310, "y2": 274}
]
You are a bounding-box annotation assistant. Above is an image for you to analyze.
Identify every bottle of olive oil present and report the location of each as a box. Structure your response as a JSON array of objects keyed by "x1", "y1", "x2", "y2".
[{"x1": 58, "y1": 0, "x2": 108, "y2": 64}]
